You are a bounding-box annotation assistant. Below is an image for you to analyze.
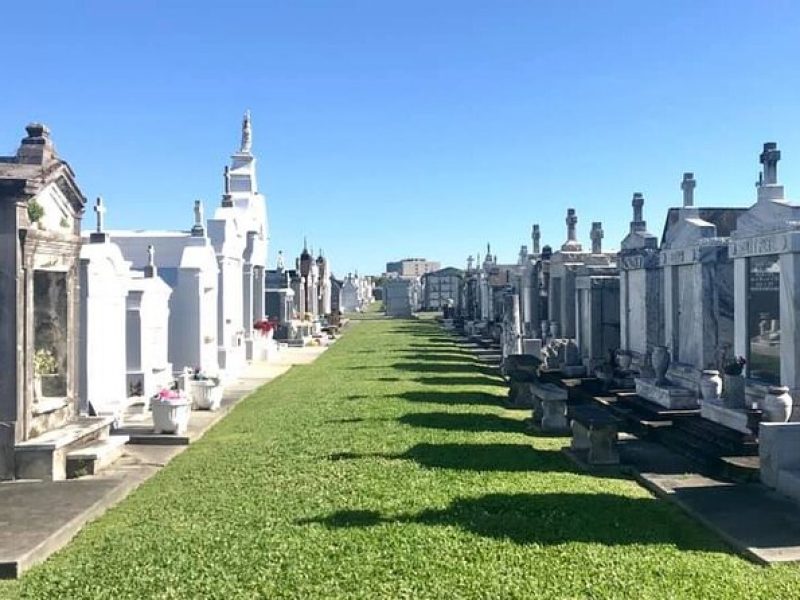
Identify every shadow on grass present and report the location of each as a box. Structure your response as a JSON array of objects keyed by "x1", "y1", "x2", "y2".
[
  {"x1": 298, "y1": 492, "x2": 725, "y2": 552},
  {"x1": 398, "y1": 390, "x2": 501, "y2": 407},
  {"x1": 398, "y1": 412, "x2": 523, "y2": 434},
  {"x1": 396, "y1": 352, "x2": 475, "y2": 363},
  {"x1": 415, "y1": 375, "x2": 504, "y2": 387},
  {"x1": 328, "y1": 442, "x2": 566, "y2": 472},
  {"x1": 392, "y1": 362, "x2": 498, "y2": 376}
]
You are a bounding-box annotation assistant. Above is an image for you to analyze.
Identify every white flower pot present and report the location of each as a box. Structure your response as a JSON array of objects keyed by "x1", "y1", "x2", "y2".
[
  {"x1": 762, "y1": 386, "x2": 793, "y2": 423},
  {"x1": 699, "y1": 370, "x2": 722, "y2": 402},
  {"x1": 190, "y1": 380, "x2": 223, "y2": 411},
  {"x1": 152, "y1": 397, "x2": 190, "y2": 434}
]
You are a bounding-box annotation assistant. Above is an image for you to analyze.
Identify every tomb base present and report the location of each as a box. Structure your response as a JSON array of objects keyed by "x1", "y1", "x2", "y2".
[
  {"x1": 635, "y1": 378, "x2": 698, "y2": 410},
  {"x1": 700, "y1": 400, "x2": 754, "y2": 435},
  {"x1": 561, "y1": 365, "x2": 586, "y2": 377}
]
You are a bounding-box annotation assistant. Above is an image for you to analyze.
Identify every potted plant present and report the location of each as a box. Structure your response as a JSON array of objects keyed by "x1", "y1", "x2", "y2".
[
  {"x1": 33, "y1": 348, "x2": 57, "y2": 400},
  {"x1": 722, "y1": 356, "x2": 747, "y2": 409},
  {"x1": 188, "y1": 368, "x2": 223, "y2": 411},
  {"x1": 151, "y1": 387, "x2": 190, "y2": 434}
]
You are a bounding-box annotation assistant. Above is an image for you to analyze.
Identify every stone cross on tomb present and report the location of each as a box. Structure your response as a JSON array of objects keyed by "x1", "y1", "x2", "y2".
[
  {"x1": 566, "y1": 209, "x2": 578, "y2": 242},
  {"x1": 467, "y1": 255, "x2": 474, "y2": 271},
  {"x1": 590, "y1": 222, "x2": 604, "y2": 254},
  {"x1": 681, "y1": 173, "x2": 696, "y2": 207},
  {"x1": 760, "y1": 142, "x2": 780, "y2": 185},
  {"x1": 191, "y1": 200, "x2": 205, "y2": 236},
  {"x1": 532, "y1": 224, "x2": 541, "y2": 254},
  {"x1": 94, "y1": 196, "x2": 106, "y2": 233}
]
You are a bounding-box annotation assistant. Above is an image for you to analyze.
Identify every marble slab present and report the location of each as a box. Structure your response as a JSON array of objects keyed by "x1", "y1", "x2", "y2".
[
  {"x1": 635, "y1": 378, "x2": 698, "y2": 410},
  {"x1": 700, "y1": 400, "x2": 752, "y2": 434}
]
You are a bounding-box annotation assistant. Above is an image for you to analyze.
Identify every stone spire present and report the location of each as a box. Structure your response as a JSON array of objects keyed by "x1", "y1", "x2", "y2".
[
  {"x1": 90, "y1": 196, "x2": 108, "y2": 243},
  {"x1": 590, "y1": 222, "x2": 603, "y2": 254},
  {"x1": 531, "y1": 224, "x2": 541, "y2": 254},
  {"x1": 561, "y1": 208, "x2": 582, "y2": 252},
  {"x1": 629, "y1": 193, "x2": 646, "y2": 233},
  {"x1": 757, "y1": 142, "x2": 785, "y2": 202},
  {"x1": 241, "y1": 110, "x2": 253, "y2": 153},
  {"x1": 191, "y1": 200, "x2": 205, "y2": 237},
  {"x1": 681, "y1": 173, "x2": 696, "y2": 207}
]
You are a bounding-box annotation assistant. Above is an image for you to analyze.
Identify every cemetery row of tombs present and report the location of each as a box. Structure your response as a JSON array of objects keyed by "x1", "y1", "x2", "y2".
[
  {"x1": 445, "y1": 142, "x2": 800, "y2": 504},
  {"x1": 0, "y1": 119, "x2": 374, "y2": 482}
]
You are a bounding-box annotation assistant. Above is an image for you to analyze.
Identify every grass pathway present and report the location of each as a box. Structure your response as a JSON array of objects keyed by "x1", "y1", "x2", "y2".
[{"x1": 8, "y1": 318, "x2": 800, "y2": 598}]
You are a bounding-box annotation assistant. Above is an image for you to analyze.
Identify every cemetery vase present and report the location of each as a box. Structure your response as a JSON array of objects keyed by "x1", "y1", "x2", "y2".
[
  {"x1": 723, "y1": 373, "x2": 746, "y2": 409},
  {"x1": 699, "y1": 370, "x2": 722, "y2": 402},
  {"x1": 540, "y1": 320, "x2": 549, "y2": 340},
  {"x1": 190, "y1": 380, "x2": 223, "y2": 411},
  {"x1": 762, "y1": 386, "x2": 793, "y2": 423},
  {"x1": 616, "y1": 350, "x2": 632, "y2": 371},
  {"x1": 152, "y1": 396, "x2": 191, "y2": 434},
  {"x1": 549, "y1": 321, "x2": 560, "y2": 339},
  {"x1": 652, "y1": 346, "x2": 671, "y2": 386}
]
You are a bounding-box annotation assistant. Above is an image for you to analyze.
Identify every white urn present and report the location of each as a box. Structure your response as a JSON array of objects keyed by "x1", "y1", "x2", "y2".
[
  {"x1": 699, "y1": 370, "x2": 723, "y2": 402},
  {"x1": 762, "y1": 386, "x2": 793, "y2": 423},
  {"x1": 651, "y1": 346, "x2": 671, "y2": 385},
  {"x1": 152, "y1": 396, "x2": 191, "y2": 434}
]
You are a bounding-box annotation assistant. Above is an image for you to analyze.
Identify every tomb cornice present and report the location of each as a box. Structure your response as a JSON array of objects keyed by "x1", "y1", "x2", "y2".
[{"x1": 729, "y1": 229, "x2": 800, "y2": 258}]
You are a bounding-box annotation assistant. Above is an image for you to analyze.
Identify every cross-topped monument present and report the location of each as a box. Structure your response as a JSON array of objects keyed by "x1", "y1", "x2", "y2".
[
  {"x1": 590, "y1": 222, "x2": 604, "y2": 254},
  {"x1": 757, "y1": 142, "x2": 785, "y2": 202},
  {"x1": 681, "y1": 173, "x2": 696, "y2": 207},
  {"x1": 561, "y1": 208, "x2": 582, "y2": 251},
  {"x1": 532, "y1": 224, "x2": 541, "y2": 254},
  {"x1": 191, "y1": 199, "x2": 205, "y2": 236},
  {"x1": 222, "y1": 166, "x2": 233, "y2": 207},
  {"x1": 629, "y1": 193, "x2": 646, "y2": 233},
  {"x1": 90, "y1": 196, "x2": 108, "y2": 243}
]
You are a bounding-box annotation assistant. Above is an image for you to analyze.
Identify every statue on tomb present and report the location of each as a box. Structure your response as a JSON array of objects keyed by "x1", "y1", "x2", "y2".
[
  {"x1": 147, "y1": 244, "x2": 155, "y2": 267},
  {"x1": 590, "y1": 222, "x2": 603, "y2": 254},
  {"x1": 241, "y1": 110, "x2": 253, "y2": 153},
  {"x1": 681, "y1": 173, "x2": 696, "y2": 207}
]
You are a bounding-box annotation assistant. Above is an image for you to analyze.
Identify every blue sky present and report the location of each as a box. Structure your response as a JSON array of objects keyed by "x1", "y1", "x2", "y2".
[{"x1": 3, "y1": 1, "x2": 800, "y2": 275}]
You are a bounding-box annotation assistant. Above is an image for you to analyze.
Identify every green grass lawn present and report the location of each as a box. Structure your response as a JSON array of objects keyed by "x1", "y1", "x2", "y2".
[{"x1": 7, "y1": 319, "x2": 800, "y2": 598}]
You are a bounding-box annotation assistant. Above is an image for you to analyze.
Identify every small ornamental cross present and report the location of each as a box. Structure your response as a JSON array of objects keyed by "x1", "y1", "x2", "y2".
[{"x1": 94, "y1": 196, "x2": 106, "y2": 233}]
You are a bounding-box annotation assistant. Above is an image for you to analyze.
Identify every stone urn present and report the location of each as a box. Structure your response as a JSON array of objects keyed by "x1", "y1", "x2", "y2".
[
  {"x1": 762, "y1": 386, "x2": 793, "y2": 423},
  {"x1": 190, "y1": 380, "x2": 223, "y2": 411},
  {"x1": 651, "y1": 346, "x2": 671, "y2": 385},
  {"x1": 616, "y1": 350, "x2": 632, "y2": 371},
  {"x1": 549, "y1": 321, "x2": 560, "y2": 339},
  {"x1": 723, "y1": 374, "x2": 746, "y2": 409},
  {"x1": 152, "y1": 394, "x2": 191, "y2": 434},
  {"x1": 699, "y1": 370, "x2": 722, "y2": 402},
  {"x1": 540, "y1": 320, "x2": 549, "y2": 340}
]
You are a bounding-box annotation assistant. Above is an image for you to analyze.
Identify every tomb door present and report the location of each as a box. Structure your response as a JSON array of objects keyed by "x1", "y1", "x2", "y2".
[{"x1": 747, "y1": 254, "x2": 780, "y2": 384}]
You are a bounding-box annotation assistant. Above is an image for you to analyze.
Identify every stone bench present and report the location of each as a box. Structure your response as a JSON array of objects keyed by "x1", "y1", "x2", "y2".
[
  {"x1": 530, "y1": 382, "x2": 569, "y2": 433},
  {"x1": 568, "y1": 405, "x2": 620, "y2": 465}
]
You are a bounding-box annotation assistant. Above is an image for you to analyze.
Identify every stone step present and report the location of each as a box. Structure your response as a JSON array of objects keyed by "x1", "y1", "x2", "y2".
[
  {"x1": 14, "y1": 416, "x2": 116, "y2": 481},
  {"x1": 65, "y1": 435, "x2": 129, "y2": 478}
]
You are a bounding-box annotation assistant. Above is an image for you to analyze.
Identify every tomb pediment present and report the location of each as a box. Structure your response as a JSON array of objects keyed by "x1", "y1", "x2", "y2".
[{"x1": 732, "y1": 198, "x2": 800, "y2": 238}]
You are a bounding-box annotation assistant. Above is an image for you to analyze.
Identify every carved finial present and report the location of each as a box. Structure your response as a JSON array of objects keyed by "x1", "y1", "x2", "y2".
[
  {"x1": 276, "y1": 250, "x2": 285, "y2": 270},
  {"x1": 681, "y1": 173, "x2": 696, "y2": 207},
  {"x1": 241, "y1": 110, "x2": 252, "y2": 153},
  {"x1": 590, "y1": 222, "x2": 604, "y2": 254},
  {"x1": 94, "y1": 196, "x2": 106, "y2": 233}
]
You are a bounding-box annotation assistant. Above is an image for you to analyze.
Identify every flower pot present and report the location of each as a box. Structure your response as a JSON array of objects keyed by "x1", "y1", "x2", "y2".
[
  {"x1": 540, "y1": 320, "x2": 549, "y2": 340},
  {"x1": 616, "y1": 350, "x2": 632, "y2": 371},
  {"x1": 762, "y1": 386, "x2": 793, "y2": 423},
  {"x1": 190, "y1": 380, "x2": 223, "y2": 411},
  {"x1": 722, "y1": 373, "x2": 746, "y2": 409},
  {"x1": 699, "y1": 370, "x2": 722, "y2": 402},
  {"x1": 549, "y1": 321, "x2": 560, "y2": 340},
  {"x1": 651, "y1": 346, "x2": 671, "y2": 386},
  {"x1": 152, "y1": 396, "x2": 190, "y2": 434}
]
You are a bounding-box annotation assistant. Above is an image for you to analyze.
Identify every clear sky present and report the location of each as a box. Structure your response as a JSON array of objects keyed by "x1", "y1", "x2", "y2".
[{"x1": 3, "y1": 1, "x2": 800, "y2": 275}]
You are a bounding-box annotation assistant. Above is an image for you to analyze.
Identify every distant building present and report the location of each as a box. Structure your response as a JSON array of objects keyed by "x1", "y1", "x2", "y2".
[
  {"x1": 385, "y1": 258, "x2": 440, "y2": 278},
  {"x1": 422, "y1": 267, "x2": 464, "y2": 311}
]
